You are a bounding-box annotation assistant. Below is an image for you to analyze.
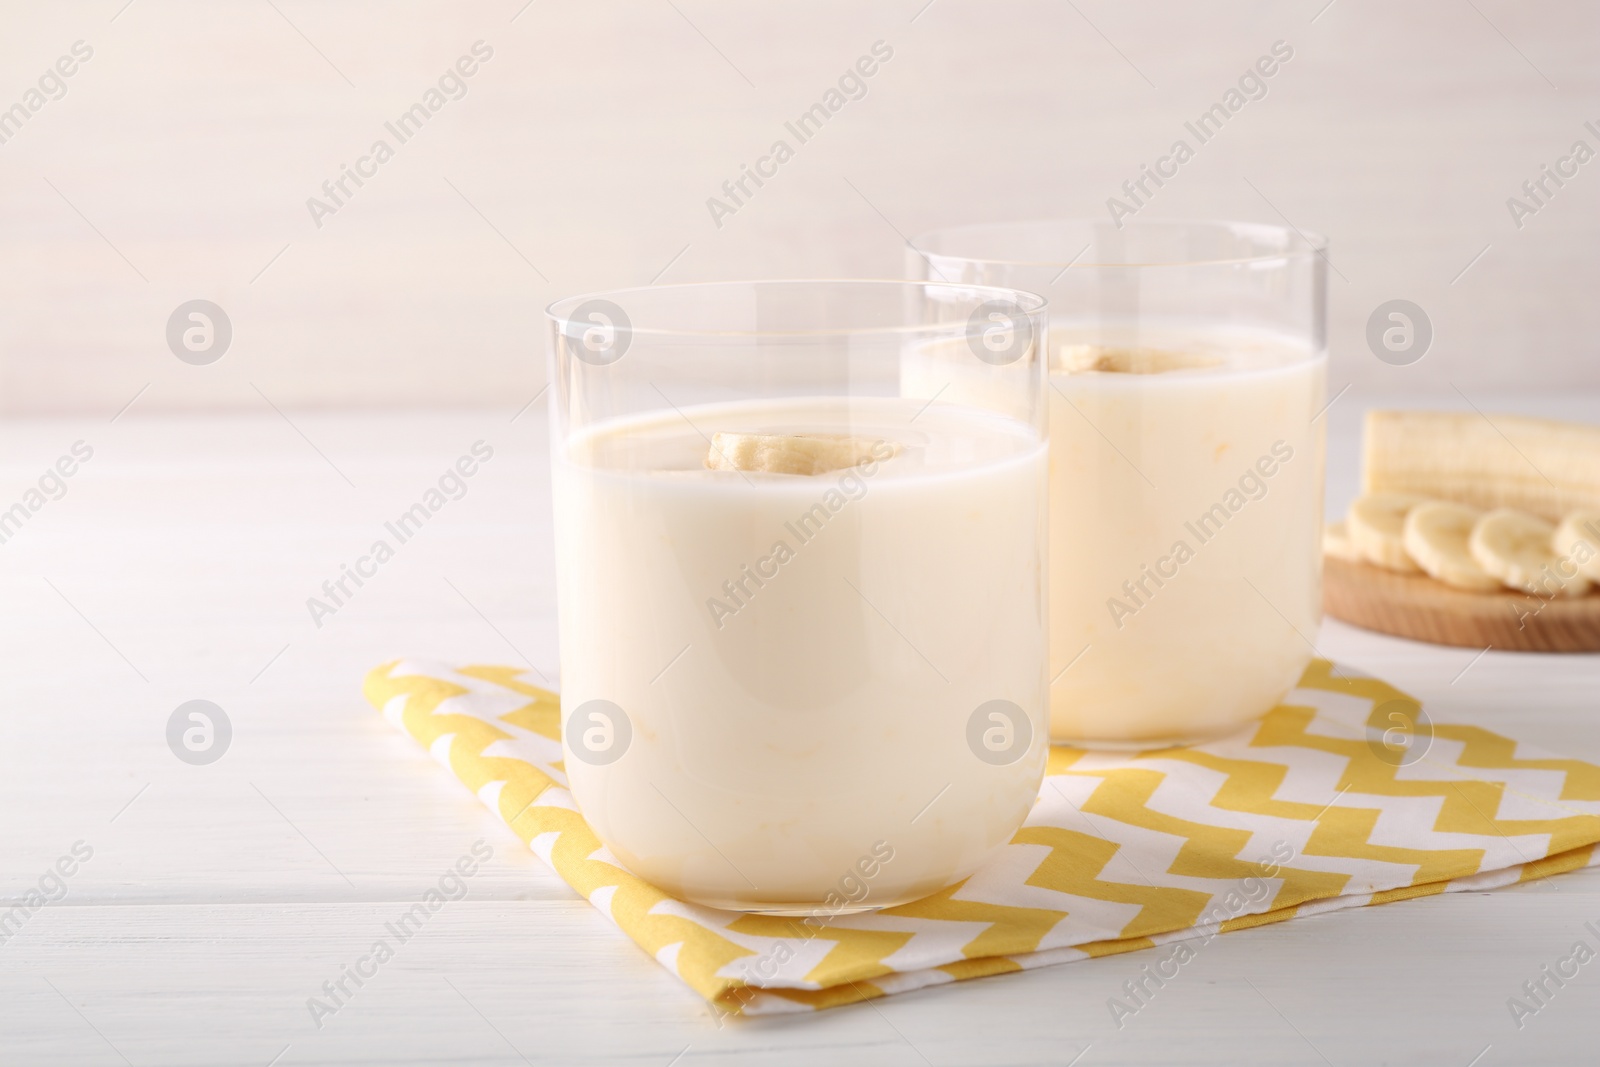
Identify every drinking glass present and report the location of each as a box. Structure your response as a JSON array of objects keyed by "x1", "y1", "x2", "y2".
[
  {"x1": 547, "y1": 279, "x2": 1049, "y2": 913},
  {"x1": 908, "y1": 221, "x2": 1328, "y2": 747}
]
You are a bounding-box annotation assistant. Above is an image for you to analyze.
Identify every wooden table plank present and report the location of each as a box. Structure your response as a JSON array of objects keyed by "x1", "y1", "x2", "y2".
[
  {"x1": 4, "y1": 886, "x2": 1600, "y2": 1066},
  {"x1": 3, "y1": 402, "x2": 1600, "y2": 1063}
]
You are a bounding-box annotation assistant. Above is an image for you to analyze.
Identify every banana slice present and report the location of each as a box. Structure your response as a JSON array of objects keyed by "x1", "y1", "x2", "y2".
[
  {"x1": 706, "y1": 433, "x2": 897, "y2": 476},
  {"x1": 1347, "y1": 493, "x2": 1428, "y2": 572},
  {"x1": 1469, "y1": 508, "x2": 1591, "y2": 597},
  {"x1": 1323, "y1": 521, "x2": 1364, "y2": 562},
  {"x1": 1058, "y1": 345, "x2": 1224, "y2": 375},
  {"x1": 1554, "y1": 511, "x2": 1600, "y2": 581},
  {"x1": 1402, "y1": 502, "x2": 1501, "y2": 591}
]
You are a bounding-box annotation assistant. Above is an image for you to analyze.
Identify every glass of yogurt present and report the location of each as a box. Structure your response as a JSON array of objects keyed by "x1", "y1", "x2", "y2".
[
  {"x1": 907, "y1": 221, "x2": 1328, "y2": 747},
  {"x1": 547, "y1": 280, "x2": 1049, "y2": 914}
]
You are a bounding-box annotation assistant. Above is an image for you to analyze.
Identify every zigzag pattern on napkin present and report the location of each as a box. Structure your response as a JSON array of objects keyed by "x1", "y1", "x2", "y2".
[{"x1": 365, "y1": 659, "x2": 1600, "y2": 1015}]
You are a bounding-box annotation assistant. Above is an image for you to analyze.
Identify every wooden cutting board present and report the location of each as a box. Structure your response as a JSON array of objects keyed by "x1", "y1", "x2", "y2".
[{"x1": 1323, "y1": 555, "x2": 1600, "y2": 652}]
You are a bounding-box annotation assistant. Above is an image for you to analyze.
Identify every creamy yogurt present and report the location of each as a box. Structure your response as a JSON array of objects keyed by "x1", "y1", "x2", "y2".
[
  {"x1": 906, "y1": 326, "x2": 1325, "y2": 745},
  {"x1": 553, "y1": 396, "x2": 1048, "y2": 911}
]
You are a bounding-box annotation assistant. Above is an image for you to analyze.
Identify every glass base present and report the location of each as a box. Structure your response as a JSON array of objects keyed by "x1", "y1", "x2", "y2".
[
  {"x1": 1058, "y1": 736, "x2": 1207, "y2": 752},
  {"x1": 1052, "y1": 717, "x2": 1263, "y2": 752},
  {"x1": 684, "y1": 897, "x2": 889, "y2": 917}
]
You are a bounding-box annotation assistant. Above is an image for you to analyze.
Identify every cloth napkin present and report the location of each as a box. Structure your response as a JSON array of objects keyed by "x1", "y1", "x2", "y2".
[{"x1": 363, "y1": 658, "x2": 1600, "y2": 1016}]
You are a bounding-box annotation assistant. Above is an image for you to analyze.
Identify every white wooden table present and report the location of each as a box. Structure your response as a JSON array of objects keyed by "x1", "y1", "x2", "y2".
[{"x1": 3, "y1": 397, "x2": 1599, "y2": 1066}]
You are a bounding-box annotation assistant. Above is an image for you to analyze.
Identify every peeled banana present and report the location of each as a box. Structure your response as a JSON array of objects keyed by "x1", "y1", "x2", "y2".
[
  {"x1": 1403, "y1": 502, "x2": 1501, "y2": 591},
  {"x1": 1469, "y1": 508, "x2": 1591, "y2": 598},
  {"x1": 1364, "y1": 410, "x2": 1600, "y2": 522},
  {"x1": 707, "y1": 433, "x2": 896, "y2": 475}
]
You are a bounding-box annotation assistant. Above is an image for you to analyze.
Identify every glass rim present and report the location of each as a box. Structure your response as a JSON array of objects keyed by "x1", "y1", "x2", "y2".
[
  {"x1": 545, "y1": 278, "x2": 1047, "y2": 340},
  {"x1": 910, "y1": 218, "x2": 1330, "y2": 270}
]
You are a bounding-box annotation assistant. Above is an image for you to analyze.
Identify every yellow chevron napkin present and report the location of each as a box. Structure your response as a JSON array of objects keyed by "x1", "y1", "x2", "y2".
[{"x1": 364, "y1": 658, "x2": 1600, "y2": 1016}]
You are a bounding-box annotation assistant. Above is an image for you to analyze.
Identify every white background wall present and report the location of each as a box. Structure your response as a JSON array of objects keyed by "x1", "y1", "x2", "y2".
[{"x1": 0, "y1": 0, "x2": 1595, "y2": 413}]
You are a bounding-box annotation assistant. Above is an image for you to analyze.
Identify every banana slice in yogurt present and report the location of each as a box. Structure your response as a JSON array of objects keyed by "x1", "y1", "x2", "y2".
[{"x1": 706, "y1": 433, "x2": 898, "y2": 476}]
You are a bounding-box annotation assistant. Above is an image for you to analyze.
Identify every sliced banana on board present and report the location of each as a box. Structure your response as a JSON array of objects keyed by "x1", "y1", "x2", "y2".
[
  {"x1": 1347, "y1": 493, "x2": 1428, "y2": 572},
  {"x1": 706, "y1": 433, "x2": 897, "y2": 476},
  {"x1": 1554, "y1": 511, "x2": 1600, "y2": 582},
  {"x1": 1401, "y1": 501, "x2": 1501, "y2": 591},
  {"x1": 1469, "y1": 508, "x2": 1592, "y2": 598},
  {"x1": 1323, "y1": 521, "x2": 1365, "y2": 563}
]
